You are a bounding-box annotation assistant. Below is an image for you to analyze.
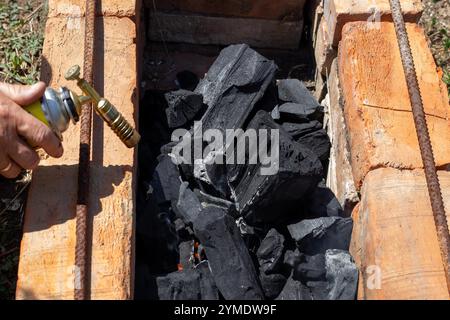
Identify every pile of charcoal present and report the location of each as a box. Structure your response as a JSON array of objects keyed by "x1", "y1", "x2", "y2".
[{"x1": 135, "y1": 44, "x2": 358, "y2": 300}]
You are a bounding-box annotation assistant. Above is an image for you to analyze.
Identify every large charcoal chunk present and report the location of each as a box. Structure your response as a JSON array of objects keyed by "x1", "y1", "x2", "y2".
[
  {"x1": 259, "y1": 272, "x2": 287, "y2": 299},
  {"x1": 231, "y1": 111, "x2": 323, "y2": 224},
  {"x1": 150, "y1": 155, "x2": 182, "y2": 205},
  {"x1": 305, "y1": 182, "x2": 343, "y2": 217},
  {"x1": 156, "y1": 269, "x2": 202, "y2": 300},
  {"x1": 293, "y1": 254, "x2": 326, "y2": 283},
  {"x1": 282, "y1": 121, "x2": 323, "y2": 140},
  {"x1": 174, "y1": 182, "x2": 203, "y2": 224},
  {"x1": 196, "y1": 44, "x2": 277, "y2": 134},
  {"x1": 194, "y1": 189, "x2": 238, "y2": 218},
  {"x1": 276, "y1": 276, "x2": 313, "y2": 300},
  {"x1": 257, "y1": 229, "x2": 285, "y2": 274},
  {"x1": 287, "y1": 217, "x2": 353, "y2": 254},
  {"x1": 277, "y1": 79, "x2": 321, "y2": 111},
  {"x1": 325, "y1": 249, "x2": 358, "y2": 300},
  {"x1": 297, "y1": 130, "x2": 331, "y2": 162},
  {"x1": 277, "y1": 103, "x2": 324, "y2": 123},
  {"x1": 193, "y1": 206, "x2": 264, "y2": 300},
  {"x1": 165, "y1": 89, "x2": 204, "y2": 128},
  {"x1": 156, "y1": 264, "x2": 220, "y2": 300}
]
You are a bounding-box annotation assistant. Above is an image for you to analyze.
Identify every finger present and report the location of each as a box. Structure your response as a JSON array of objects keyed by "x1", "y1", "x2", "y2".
[
  {"x1": 0, "y1": 157, "x2": 21, "y2": 179},
  {"x1": 14, "y1": 106, "x2": 64, "y2": 158},
  {"x1": 0, "y1": 82, "x2": 46, "y2": 106},
  {"x1": 7, "y1": 135, "x2": 40, "y2": 170}
]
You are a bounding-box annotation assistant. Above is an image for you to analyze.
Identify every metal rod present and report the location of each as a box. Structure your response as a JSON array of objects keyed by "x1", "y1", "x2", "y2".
[
  {"x1": 389, "y1": 0, "x2": 450, "y2": 293},
  {"x1": 74, "y1": 0, "x2": 96, "y2": 300}
]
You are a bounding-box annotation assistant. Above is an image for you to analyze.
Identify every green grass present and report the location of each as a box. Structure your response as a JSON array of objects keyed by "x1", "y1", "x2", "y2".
[{"x1": 0, "y1": 0, "x2": 47, "y2": 84}]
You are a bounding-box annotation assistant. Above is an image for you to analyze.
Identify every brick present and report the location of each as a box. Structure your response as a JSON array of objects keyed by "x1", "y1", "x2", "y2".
[
  {"x1": 339, "y1": 22, "x2": 450, "y2": 189},
  {"x1": 350, "y1": 168, "x2": 450, "y2": 300},
  {"x1": 48, "y1": 0, "x2": 138, "y2": 17},
  {"x1": 314, "y1": 17, "x2": 337, "y2": 76},
  {"x1": 145, "y1": 0, "x2": 306, "y2": 21},
  {"x1": 16, "y1": 9, "x2": 139, "y2": 299},
  {"x1": 326, "y1": 58, "x2": 359, "y2": 215},
  {"x1": 324, "y1": 0, "x2": 423, "y2": 47}
]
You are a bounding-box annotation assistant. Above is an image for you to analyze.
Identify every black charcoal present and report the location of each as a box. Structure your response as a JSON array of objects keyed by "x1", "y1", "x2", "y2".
[
  {"x1": 305, "y1": 182, "x2": 343, "y2": 217},
  {"x1": 156, "y1": 269, "x2": 203, "y2": 300},
  {"x1": 165, "y1": 90, "x2": 204, "y2": 128},
  {"x1": 287, "y1": 217, "x2": 353, "y2": 255},
  {"x1": 150, "y1": 155, "x2": 182, "y2": 205},
  {"x1": 196, "y1": 261, "x2": 220, "y2": 300},
  {"x1": 257, "y1": 229, "x2": 285, "y2": 274},
  {"x1": 277, "y1": 79, "x2": 321, "y2": 111},
  {"x1": 196, "y1": 44, "x2": 277, "y2": 134},
  {"x1": 277, "y1": 102, "x2": 324, "y2": 123},
  {"x1": 259, "y1": 272, "x2": 287, "y2": 299},
  {"x1": 231, "y1": 111, "x2": 323, "y2": 224},
  {"x1": 325, "y1": 249, "x2": 358, "y2": 300},
  {"x1": 297, "y1": 130, "x2": 331, "y2": 162},
  {"x1": 194, "y1": 189, "x2": 238, "y2": 218},
  {"x1": 174, "y1": 182, "x2": 203, "y2": 224},
  {"x1": 178, "y1": 240, "x2": 194, "y2": 270},
  {"x1": 293, "y1": 253, "x2": 326, "y2": 282},
  {"x1": 193, "y1": 206, "x2": 264, "y2": 300},
  {"x1": 282, "y1": 121, "x2": 322, "y2": 139},
  {"x1": 276, "y1": 276, "x2": 313, "y2": 300}
]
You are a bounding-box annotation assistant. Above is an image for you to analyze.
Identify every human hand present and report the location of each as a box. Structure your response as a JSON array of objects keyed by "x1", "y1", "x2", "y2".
[{"x1": 0, "y1": 82, "x2": 64, "y2": 178}]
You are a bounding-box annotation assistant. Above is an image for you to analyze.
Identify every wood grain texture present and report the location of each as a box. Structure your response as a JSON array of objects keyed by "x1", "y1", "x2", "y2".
[
  {"x1": 148, "y1": 12, "x2": 304, "y2": 49},
  {"x1": 350, "y1": 168, "x2": 450, "y2": 300},
  {"x1": 146, "y1": 0, "x2": 306, "y2": 21},
  {"x1": 16, "y1": 1, "x2": 139, "y2": 300},
  {"x1": 338, "y1": 22, "x2": 450, "y2": 189}
]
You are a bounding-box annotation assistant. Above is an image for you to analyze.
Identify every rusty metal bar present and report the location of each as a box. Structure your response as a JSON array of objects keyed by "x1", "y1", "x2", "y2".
[
  {"x1": 389, "y1": 0, "x2": 450, "y2": 293},
  {"x1": 74, "y1": 0, "x2": 96, "y2": 300}
]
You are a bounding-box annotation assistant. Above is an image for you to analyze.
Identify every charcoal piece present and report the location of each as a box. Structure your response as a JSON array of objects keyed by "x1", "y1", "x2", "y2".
[
  {"x1": 165, "y1": 89, "x2": 204, "y2": 128},
  {"x1": 193, "y1": 206, "x2": 264, "y2": 300},
  {"x1": 194, "y1": 189, "x2": 238, "y2": 217},
  {"x1": 236, "y1": 217, "x2": 255, "y2": 236},
  {"x1": 297, "y1": 129, "x2": 331, "y2": 162},
  {"x1": 196, "y1": 44, "x2": 277, "y2": 134},
  {"x1": 150, "y1": 154, "x2": 182, "y2": 205},
  {"x1": 178, "y1": 240, "x2": 194, "y2": 270},
  {"x1": 160, "y1": 141, "x2": 179, "y2": 156},
  {"x1": 271, "y1": 105, "x2": 280, "y2": 120},
  {"x1": 283, "y1": 249, "x2": 302, "y2": 269},
  {"x1": 231, "y1": 111, "x2": 323, "y2": 224},
  {"x1": 306, "y1": 281, "x2": 329, "y2": 300},
  {"x1": 287, "y1": 217, "x2": 353, "y2": 254},
  {"x1": 156, "y1": 269, "x2": 202, "y2": 300},
  {"x1": 257, "y1": 229, "x2": 285, "y2": 274},
  {"x1": 276, "y1": 276, "x2": 313, "y2": 300},
  {"x1": 174, "y1": 182, "x2": 203, "y2": 224},
  {"x1": 282, "y1": 121, "x2": 322, "y2": 140},
  {"x1": 259, "y1": 272, "x2": 287, "y2": 299},
  {"x1": 325, "y1": 249, "x2": 358, "y2": 300},
  {"x1": 176, "y1": 70, "x2": 200, "y2": 91},
  {"x1": 196, "y1": 261, "x2": 220, "y2": 300},
  {"x1": 305, "y1": 183, "x2": 343, "y2": 217},
  {"x1": 277, "y1": 102, "x2": 324, "y2": 123},
  {"x1": 277, "y1": 79, "x2": 321, "y2": 111},
  {"x1": 293, "y1": 254, "x2": 326, "y2": 283},
  {"x1": 193, "y1": 45, "x2": 277, "y2": 194}
]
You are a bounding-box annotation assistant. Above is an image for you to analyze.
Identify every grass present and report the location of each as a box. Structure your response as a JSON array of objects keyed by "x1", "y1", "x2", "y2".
[
  {"x1": 0, "y1": 0, "x2": 47, "y2": 300},
  {"x1": 0, "y1": 0, "x2": 47, "y2": 84}
]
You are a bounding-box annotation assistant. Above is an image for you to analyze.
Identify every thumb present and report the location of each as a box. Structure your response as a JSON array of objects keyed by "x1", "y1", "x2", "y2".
[{"x1": 0, "y1": 81, "x2": 46, "y2": 106}]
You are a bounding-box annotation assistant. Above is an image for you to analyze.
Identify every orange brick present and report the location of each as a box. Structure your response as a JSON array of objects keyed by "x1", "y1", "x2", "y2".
[
  {"x1": 339, "y1": 22, "x2": 450, "y2": 189},
  {"x1": 350, "y1": 168, "x2": 450, "y2": 300},
  {"x1": 324, "y1": 0, "x2": 423, "y2": 47}
]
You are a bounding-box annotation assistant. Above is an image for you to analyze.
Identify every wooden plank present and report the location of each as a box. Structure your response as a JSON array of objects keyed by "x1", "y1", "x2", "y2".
[
  {"x1": 350, "y1": 168, "x2": 450, "y2": 299},
  {"x1": 148, "y1": 12, "x2": 304, "y2": 49},
  {"x1": 146, "y1": 0, "x2": 306, "y2": 21},
  {"x1": 16, "y1": 1, "x2": 139, "y2": 300}
]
